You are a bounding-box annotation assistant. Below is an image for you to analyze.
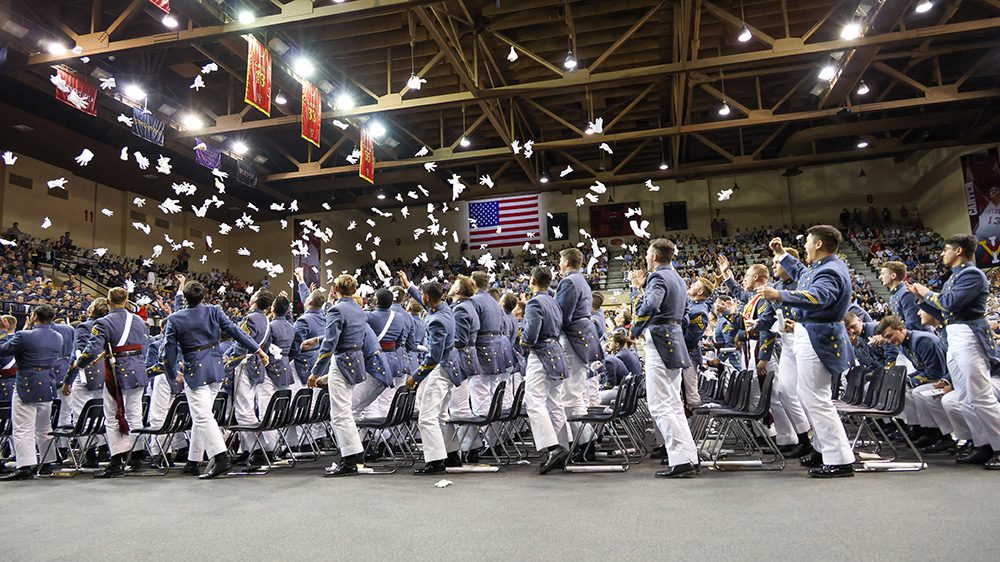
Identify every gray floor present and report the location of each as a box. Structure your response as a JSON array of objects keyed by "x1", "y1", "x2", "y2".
[{"x1": 2, "y1": 456, "x2": 999, "y2": 561}]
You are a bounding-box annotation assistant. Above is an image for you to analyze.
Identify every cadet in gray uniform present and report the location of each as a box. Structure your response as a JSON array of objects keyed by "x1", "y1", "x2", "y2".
[
  {"x1": 0, "y1": 305, "x2": 63, "y2": 481},
  {"x1": 75, "y1": 287, "x2": 149, "y2": 478},
  {"x1": 162, "y1": 281, "x2": 268, "y2": 479},
  {"x1": 631, "y1": 239, "x2": 699, "y2": 478},
  {"x1": 260, "y1": 295, "x2": 295, "y2": 458},
  {"x1": 228, "y1": 290, "x2": 274, "y2": 464},
  {"x1": 60, "y1": 299, "x2": 108, "y2": 435},
  {"x1": 520, "y1": 267, "x2": 570, "y2": 474}
]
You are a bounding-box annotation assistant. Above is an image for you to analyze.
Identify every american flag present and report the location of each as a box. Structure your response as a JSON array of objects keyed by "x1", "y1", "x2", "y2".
[{"x1": 468, "y1": 194, "x2": 540, "y2": 248}]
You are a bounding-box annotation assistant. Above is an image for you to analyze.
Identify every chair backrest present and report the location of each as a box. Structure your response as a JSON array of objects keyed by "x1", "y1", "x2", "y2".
[
  {"x1": 141, "y1": 393, "x2": 151, "y2": 427},
  {"x1": 607, "y1": 375, "x2": 634, "y2": 419},
  {"x1": 50, "y1": 399, "x2": 62, "y2": 431},
  {"x1": 156, "y1": 394, "x2": 190, "y2": 433},
  {"x1": 506, "y1": 381, "x2": 525, "y2": 419},
  {"x1": 286, "y1": 388, "x2": 314, "y2": 426},
  {"x1": 748, "y1": 371, "x2": 775, "y2": 419},
  {"x1": 617, "y1": 376, "x2": 643, "y2": 418},
  {"x1": 258, "y1": 389, "x2": 293, "y2": 430},
  {"x1": 859, "y1": 368, "x2": 886, "y2": 408},
  {"x1": 72, "y1": 398, "x2": 106, "y2": 436},
  {"x1": 837, "y1": 366, "x2": 866, "y2": 403},
  {"x1": 213, "y1": 390, "x2": 230, "y2": 426},
  {"x1": 0, "y1": 405, "x2": 12, "y2": 437},
  {"x1": 880, "y1": 366, "x2": 909, "y2": 416},
  {"x1": 382, "y1": 386, "x2": 410, "y2": 426},
  {"x1": 482, "y1": 381, "x2": 506, "y2": 423},
  {"x1": 309, "y1": 388, "x2": 331, "y2": 423},
  {"x1": 726, "y1": 371, "x2": 753, "y2": 410}
]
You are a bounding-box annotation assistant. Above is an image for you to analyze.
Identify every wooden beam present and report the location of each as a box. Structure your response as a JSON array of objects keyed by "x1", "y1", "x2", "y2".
[
  {"x1": 605, "y1": 81, "x2": 659, "y2": 132},
  {"x1": 589, "y1": 1, "x2": 665, "y2": 72},
  {"x1": 690, "y1": 133, "x2": 735, "y2": 161},
  {"x1": 872, "y1": 61, "x2": 930, "y2": 94},
  {"x1": 103, "y1": 0, "x2": 145, "y2": 39},
  {"x1": 701, "y1": 0, "x2": 776, "y2": 46},
  {"x1": 700, "y1": 83, "x2": 753, "y2": 116},
  {"x1": 485, "y1": 28, "x2": 566, "y2": 78},
  {"x1": 523, "y1": 98, "x2": 586, "y2": 136}
]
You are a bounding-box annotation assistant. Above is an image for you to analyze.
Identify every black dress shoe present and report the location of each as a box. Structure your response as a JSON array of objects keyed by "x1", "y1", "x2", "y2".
[
  {"x1": 0, "y1": 467, "x2": 35, "y2": 481},
  {"x1": 799, "y1": 450, "x2": 823, "y2": 468},
  {"x1": 324, "y1": 454, "x2": 361, "y2": 477},
  {"x1": 809, "y1": 464, "x2": 855, "y2": 478},
  {"x1": 232, "y1": 452, "x2": 250, "y2": 466},
  {"x1": 246, "y1": 450, "x2": 269, "y2": 468},
  {"x1": 81, "y1": 450, "x2": 99, "y2": 469},
  {"x1": 444, "y1": 451, "x2": 462, "y2": 468},
  {"x1": 783, "y1": 442, "x2": 813, "y2": 459},
  {"x1": 570, "y1": 446, "x2": 596, "y2": 463},
  {"x1": 199, "y1": 453, "x2": 233, "y2": 479},
  {"x1": 913, "y1": 430, "x2": 941, "y2": 449},
  {"x1": 94, "y1": 454, "x2": 127, "y2": 479},
  {"x1": 413, "y1": 460, "x2": 447, "y2": 474},
  {"x1": 920, "y1": 437, "x2": 957, "y2": 454},
  {"x1": 655, "y1": 463, "x2": 697, "y2": 478},
  {"x1": 36, "y1": 463, "x2": 54, "y2": 476},
  {"x1": 182, "y1": 461, "x2": 201, "y2": 476},
  {"x1": 649, "y1": 445, "x2": 667, "y2": 459},
  {"x1": 957, "y1": 445, "x2": 994, "y2": 465},
  {"x1": 464, "y1": 448, "x2": 480, "y2": 464},
  {"x1": 985, "y1": 453, "x2": 1000, "y2": 470},
  {"x1": 539, "y1": 446, "x2": 570, "y2": 475}
]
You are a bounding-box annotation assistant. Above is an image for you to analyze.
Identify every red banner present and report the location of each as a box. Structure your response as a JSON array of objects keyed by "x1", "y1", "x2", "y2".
[
  {"x1": 244, "y1": 36, "x2": 271, "y2": 117},
  {"x1": 301, "y1": 81, "x2": 321, "y2": 148},
  {"x1": 360, "y1": 128, "x2": 375, "y2": 184},
  {"x1": 54, "y1": 69, "x2": 97, "y2": 117},
  {"x1": 149, "y1": 0, "x2": 170, "y2": 13}
]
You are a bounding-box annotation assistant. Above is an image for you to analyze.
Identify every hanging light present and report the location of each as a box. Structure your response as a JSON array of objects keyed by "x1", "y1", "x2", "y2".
[
  {"x1": 459, "y1": 137, "x2": 471, "y2": 148},
  {"x1": 336, "y1": 92, "x2": 355, "y2": 110},
  {"x1": 275, "y1": 92, "x2": 287, "y2": 105},
  {"x1": 718, "y1": 71, "x2": 732, "y2": 116},
  {"x1": 162, "y1": 14, "x2": 179, "y2": 28},
  {"x1": 237, "y1": 10, "x2": 256, "y2": 25},
  {"x1": 840, "y1": 21, "x2": 862, "y2": 41},
  {"x1": 856, "y1": 138, "x2": 870, "y2": 149},
  {"x1": 539, "y1": 172, "x2": 550, "y2": 184},
  {"x1": 376, "y1": 191, "x2": 386, "y2": 200},
  {"x1": 368, "y1": 120, "x2": 387, "y2": 138},
  {"x1": 47, "y1": 42, "x2": 68, "y2": 55},
  {"x1": 818, "y1": 65, "x2": 837, "y2": 81},
  {"x1": 737, "y1": 24, "x2": 752, "y2": 43},
  {"x1": 123, "y1": 84, "x2": 146, "y2": 100},
  {"x1": 856, "y1": 80, "x2": 870, "y2": 96},
  {"x1": 658, "y1": 136, "x2": 670, "y2": 169},
  {"x1": 406, "y1": 73, "x2": 423, "y2": 90},
  {"x1": 232, "y1": 141, "x2": 249, "y2": 155},
  {"x1": 915, "y1": 1, "x2": 933, "y2": 14},
  {"x1": 718, "y1": 102, "x2": 731, "y2": 116},
  {"x1": 563, "y1": 50, "x2": 577, "y2": 71},
  {"x1": 293, "y1": 56, "x2": 315, "y2": 78},
  {"x1": 659, "y1": 161, "x2": 669, "y2": 170},
  {"x1": 181, "y1": 113, "x2": 204, "y2": 130}
]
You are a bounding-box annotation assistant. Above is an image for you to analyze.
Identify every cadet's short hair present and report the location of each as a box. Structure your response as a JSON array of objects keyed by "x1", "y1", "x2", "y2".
[
  {"x1": 391, "y1": 286, "x2": 407, "y2": 304},
  {"x1": 108, "y1": 287, "x2": 128, "y2": 305},
  {"x1": 453, "y1": 275, "x2": 476, "y2": 298},
  {"x1": 748, "y1": 264, "x2": 771, "y2": 279},
  {"x1": 531, "y1": 266, "x2": 552, "y2": 289},
  {"x1": 807, "y1": 225, "x2": 842, "y2": 252},
  {"x1": 785, "y1": 247, "x2": 800, "y2": 260},
  {"x1": 696, "y1": 277, "x2": 717, "y2": 296},
  {"x1": 648, "y1": 238, "x2": 676, "y2": 262},
  {"x1": 875, "y1": 315, "x2": 905, "y2": 335},
  {"x1": 592, "y1": 292, "x2": 605, "y2": 308},
  {"x1": 183, "y1": 281, "x2": 206, "y2": 306},
  {"x1": 254, "y1": 289, "x2": 274, "y2": 311},
  {"x1": 618, "y1": 310, "x2": 632, "y2": 325},
  {"x1": 842, "y1": 312, "x2": 859, "y2": 325},
  {"x1": 272, "y1": 295, "x2": 290, "y2": 317},
  {"x1": 33, "y1": 304, "x2": 55, "y2": 324},
  {"x1": 882, "y1": 261, "x2": 907, "y2": 281},
  {"x1": 559, "y1": 248, "x2": 583, "y2": 268},
  {"x1": 334, "y1": 275, "x2": 358, "y2": 297},
  {"x1": 91, "y1": 298, "x2": 110, "y2": 318},
  {"x1": 307, "y1": 290, "x2": 325, "y2": 309},
  {"x1": 501, "y1": 293, "x2": 518, "y2": 313},
  {"x1": 609, "y1": 331, "x2": 628, "y2": 349},
  {"x1": 487, "y1": 288, "x2": 501, "y2": 302},
  {"x1": 471, "y1": 271, "x2": 491, "y2": 290},
  {"x1": 420, "y1": 281, "x2": 444, "y2": 303},
  {"x1": 1, "y1": 315, "x2": 15, "y2": 330},
  {"x1": 946, "y1": 233, "x2": 977, "y2": 257},
  {"x1": 375, "y1": 288, "x2": 393, "y2": 309},
  {"x1": 407, "y1": 298, "x2": 424, "y2": 314}
]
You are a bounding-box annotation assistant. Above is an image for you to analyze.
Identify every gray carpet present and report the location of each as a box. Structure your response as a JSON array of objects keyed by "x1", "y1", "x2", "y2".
[{"x1": 2, "y1": 458, "x2": 999, "y2": 561}]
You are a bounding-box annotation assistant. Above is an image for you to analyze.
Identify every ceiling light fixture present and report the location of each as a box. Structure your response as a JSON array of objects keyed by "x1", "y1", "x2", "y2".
[
  {"x1": 856, "y1": 80, "x2": 870, "y2": 96},
  {"x1": 275, "y1": 92, "x2": 287, "y2": 105},
  {"x1": 718, "y1": 102, "x2": 731, "y2": 116},
  {"x1": 376, "y1": 191, "x2": 386, "y2": 200},
  {"x1": 47, "y1": 42, "x2": 67, "y2": 55},
  {"x1": 123, "y1": 84, "x2": 146, "y2": 100},
  {"x1": 232, "y1": 141, "x2": 249, "y2": 155},
  {"x1": 181, "y1": 113, "x2": 204, "y2": 130},
  {"x1": 718, "y1": 71, "x2": 732, "y2": 116},
  {"x1": 368, "y1": 120, "x2": 387, "y2": 138},
  {"x1": 915, "y1": 1, "x2": 933, "y2": 14},
  {"x1": 840, "y1": 21, "x2": 862, "y2": 41},
  {"x1": 293, "y1": 56, "x2": 315, "y2": 78},
  {"x1": 563, "y1": 50, "x2": 577, "y2": 71},
  {"x1": 818, "y1": 65, "x2": 837, "y2": 81},
  {"x1": 336, "y1": 92, "x2": 355, "y2": 110},
  {"x1": 237, "y1": 10, "x2": 256, "y2": 25},
  {"x1": 736, "y1": 0, "x2": 751, "y2": 43},
  {"x1": 856, "y1": 138, "x2": 870, "y2": 149},
  {"x1": 162, "y1": 14, "x2": 179, "y2": 28}
]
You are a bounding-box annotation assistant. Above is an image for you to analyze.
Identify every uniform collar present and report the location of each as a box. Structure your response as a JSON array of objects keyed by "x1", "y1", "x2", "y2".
[
  {"x1": 654, "y1": 264, "x2": 673, "y2": 272},
  {"x1": 952, "y1": 261, "x2": 972, "y2": 273},
  {"x1": 811, "y1": 255, "x2": 835, "y2": 267}
]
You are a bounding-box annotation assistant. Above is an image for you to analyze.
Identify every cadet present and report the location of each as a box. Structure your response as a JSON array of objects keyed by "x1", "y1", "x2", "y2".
[
  {"x1": 259, "y1": 295, "x2": 295, "y2": 459},
  {"x1": 880, "y1": 261, "x2": 926, "y2": 331},
  {"x1": 0, "y1": 305, "x2": 63, "y2": 480},
  {"x1": 760, "y1": 227, "x2": 856, "y2": 478},
  {"x1": 448, "y1": 275, "x2": 484, "y2": 460},
  {"x1": 228, "y1": 290, "x2": 273, "y2": 464},
  {"x1": 469, "y1": 271, "x2": 514, "y2": 445},
  {"x1": 632, "y1": 239, "x2": 699, "y2": 478}
]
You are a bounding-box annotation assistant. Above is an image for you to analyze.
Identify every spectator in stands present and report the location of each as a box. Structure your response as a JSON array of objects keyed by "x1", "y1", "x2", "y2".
[{"x1": 3, "y1": 222, "x2": 23, "y2": 240}]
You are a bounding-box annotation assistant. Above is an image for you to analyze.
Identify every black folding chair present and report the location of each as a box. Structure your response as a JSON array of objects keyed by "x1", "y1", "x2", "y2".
[
  {"x1": 700, "y1": 371, "x2": 785, "y2": 471},
  {"x1": 274, "y1": 388, "x2": 315, "y2": 466},
  {"x1": 564, "y1": 375, "x2": 640, "y2": 472},
  {"x1": 42, "y1": 398, "x2": 106, "y2": 476},
  {"x1": 127, "y1": 394, "x2": 191, "y2": 475},
  {"x1": 356, "y1": 386, "x2": 417, "y2": 473},
  {"x1": 229, "y1": 389, "x2": 293, "y2": 473},
  {"x1": 449, "y1": 381, "x2": 506, "y2": 468},
  {"x1": 0, "y1": 405, "x2": 12, "y2": 464}
]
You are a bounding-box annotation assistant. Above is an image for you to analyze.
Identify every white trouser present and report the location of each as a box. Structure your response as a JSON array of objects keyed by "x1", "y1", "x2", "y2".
[
  {"x1": 256, "y1": 377, "x2": 288, "y2": 452},
  {"x1": 946, "y1": 324, "x2": 1000, "y2": 450},
  {"x1": 793, "y1": 324, "x2": 855, "y2": 465},
  {"x1": 681, "y1": 365, "x2": 701, "y2": 408},
  {"x1": 585, "y1": 373, "x2": 601, "y2": 407},
  {"x1": 559, "y1": 336, "x2": 592, "y2": 444},
  {"x1": 11, "y1": 392, "x2": 55, "y2": 468},
  {"x1": 904, "y1": 383, "x2": 939, "y2": 428},
  {"x1": 103, "y1": 385, "x2": 144, "y2": 456},
  {"x1": 914, "y1": 385, "x2": 954, "y2": 435},
  {"x1": 69, "y1": 381, "x2": 102, "y2": 425},
  {"x1": 352, "y1": 376, "x2": 388, "y2": 419},
  {"x1": 233, "y1": 361, "x2": 261, "y2": 452},
  {"x1": 644, "y1": 333, "x2": 698, "y2": 467},
  {"x1": 523, "y1": 352, "x2": 567, "y2": 451},
  {"x1": 417, "y1": 366, "x2": 457, "y2": 462},
  {"x1": 943, "y1": 374, "x2": 1000, "y2": 445},
  {"x1": 327, "y1": 363, "x2": 363, "y2": 458},
  {"x1": 147, "y1": 375, "x2": 183, "y2": 455},
  {"x1": 469, "y1": 374, "x2": 512, "y2": 445},
  {"x1": 186, "y1": 382, "x2": 226, "y2": 462},
  {"x1": 449, "y1": 378, "x2": 479, "y2": 451},
  {"x1": 598, "y1": 388, "x2": 619, "y2": 405},
  {"x1": 774, "y1": 331, "x2": 810, "y2": 444}
]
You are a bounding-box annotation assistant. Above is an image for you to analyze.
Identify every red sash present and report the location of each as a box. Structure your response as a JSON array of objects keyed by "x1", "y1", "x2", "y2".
[{"x1": 103, "y1": 344, "x2": 143, "y2": 435}]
